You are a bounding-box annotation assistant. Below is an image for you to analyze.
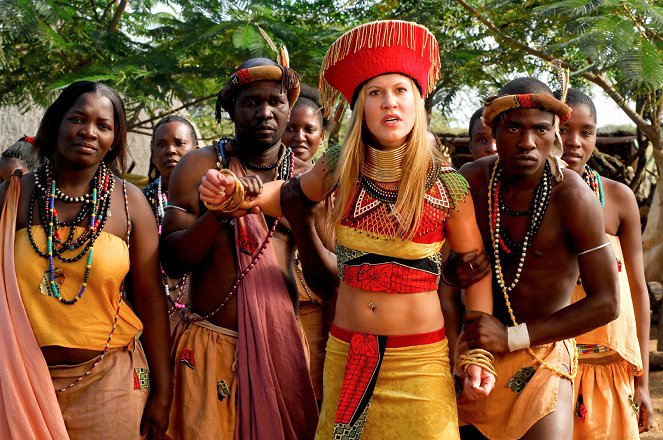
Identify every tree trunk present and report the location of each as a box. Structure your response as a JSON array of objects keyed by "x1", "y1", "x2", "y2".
[{"x1": 643, "y1": 149, "x2": 663, "y2": 285}]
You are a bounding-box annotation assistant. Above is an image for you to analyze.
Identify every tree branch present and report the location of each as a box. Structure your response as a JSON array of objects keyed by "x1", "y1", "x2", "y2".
[
  {"x1": 590, "y1": 74, "x2": 659, "y2": 147},
  {"x1": 108, "y1": 0, "x2": 127, "y2": 33},
  {"x1": 101, "y1": 0, "x2": 115, "y2": 22},
  {"x1": 455, "y1": 0, "x2": 661, "y2": 149},
  {"x1": 128, "y1": 94, "x2": 216, "y2": 131},
  {"x1": 90, "y1": 0, "x2": 101, "y2": 22}
]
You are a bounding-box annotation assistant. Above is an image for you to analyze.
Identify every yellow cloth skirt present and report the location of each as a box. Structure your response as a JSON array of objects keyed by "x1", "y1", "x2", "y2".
[
  {"x1": 50, "y1": 342, "x2": 149, "y2": 440},
  {"x1": 573, "y1": 357, "x2": 639, "y2": 440},
  {"x1": 315, "y1": 329, "x2": 459, "y2": 440},
  {"x1": 299, "y1": 301, "x2": 326, "y2": 400},
  {"x1": 166, "y1": 319, "x2": 238, "y2": 440},
  {"x1": 458, "y1": 339, "x2": 574, "y2": 440}
]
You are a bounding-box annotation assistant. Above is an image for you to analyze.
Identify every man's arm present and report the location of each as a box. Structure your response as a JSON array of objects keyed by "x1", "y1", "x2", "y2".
[
  {"x1": 281, "y1": 178, "x2": 339, "y2": 301},
  {"x1": 612, "y1": 180, "x2": 652, "y2": 432},
  {"x1": 527, "y1": 174, "x2": 620, "y2": 345},
  {"x1": 160, "y1": 148, "x2": 229, "y2": 277}
]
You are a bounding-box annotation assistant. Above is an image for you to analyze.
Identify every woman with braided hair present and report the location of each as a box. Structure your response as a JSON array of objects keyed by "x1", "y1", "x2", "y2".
[{"x1": 199, "y1": 20, "x2": 495, "y2": 439}]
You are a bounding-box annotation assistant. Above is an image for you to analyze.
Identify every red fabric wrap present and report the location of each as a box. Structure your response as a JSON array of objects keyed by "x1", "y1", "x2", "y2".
[
  {"x1": 334, "y1": 333, "x2": 381, "y2": 425},
  {"x1": 230, "y1": 159, "x2": 318, "y2": 439},
  {"x1": 331, "y1": 324, "x2": 446, "y2": 348},
  {"x1": 342, "y1": 263, "x2": 439, "y2": 294}
]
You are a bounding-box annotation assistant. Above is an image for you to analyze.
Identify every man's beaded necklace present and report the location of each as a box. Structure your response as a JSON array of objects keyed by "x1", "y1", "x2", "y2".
[
  {"x1": 488, "y1": 159, "x2": 578, "y2": 380},
  {"x1": 28, "y1": 161, "x2": 114, "y2": 305}
]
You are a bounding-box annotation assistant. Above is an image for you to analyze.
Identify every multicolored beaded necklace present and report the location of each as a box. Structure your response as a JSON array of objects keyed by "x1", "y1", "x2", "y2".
[
  {"x1": 185, "y1": 141, "x2": 295, "y2": 323},
  {"x1": 57, "y1": 180, "x2": 130, "y2": 392},
  {"x1": 582, "y1": 165, "x2": 604, "y2": 207},
  {"x1": 145, "y1": 176, "x2": 190, "y2": 316},
  {"x1": 28, "y1": 161, "x2": 114, "y2": 305},
  {"x1": 488, "y1": 159, "x2": 578, "y2": 380}
]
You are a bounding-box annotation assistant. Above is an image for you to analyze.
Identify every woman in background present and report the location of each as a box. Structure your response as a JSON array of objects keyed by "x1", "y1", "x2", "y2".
[{"x1": 143, "y1": 115, "x2": 198, "y2": 330}]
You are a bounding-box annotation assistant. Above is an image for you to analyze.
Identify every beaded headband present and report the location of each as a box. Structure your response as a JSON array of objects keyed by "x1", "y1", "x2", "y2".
[
  {"x1": 320, "y1": 20, "x2": 441, "y2": 117},
  {"x1": 481, "y1": 93, "x2": 573, "y2": 125},
  {"x1": 482, "y1": 92, "x2": 570, "y2": 181},
  {"x1": 217, "y1": 28, "x2": 300, "y2": 117}
]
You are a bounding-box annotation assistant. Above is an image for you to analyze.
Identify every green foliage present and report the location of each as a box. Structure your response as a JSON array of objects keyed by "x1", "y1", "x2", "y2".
[
  {"x1": 1, "y1": 0, "x2": 660, "y2": 150},
  {"x1": 0, "y1": 0, "x2": 367, "y2": 138}
]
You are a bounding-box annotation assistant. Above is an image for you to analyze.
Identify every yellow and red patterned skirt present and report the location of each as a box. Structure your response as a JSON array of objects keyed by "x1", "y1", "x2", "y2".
[{"x1": 315, "y1": 324, "x2": 459, "y2": 440}]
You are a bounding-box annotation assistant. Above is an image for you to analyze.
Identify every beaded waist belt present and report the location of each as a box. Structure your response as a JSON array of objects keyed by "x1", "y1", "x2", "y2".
[{"x1": 576, "y1": 343, "x2": 611, "y2": 356}]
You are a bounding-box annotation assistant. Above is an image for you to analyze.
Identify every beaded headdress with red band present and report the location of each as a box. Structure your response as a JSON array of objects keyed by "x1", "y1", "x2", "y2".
[
  {"x1": 482, "y1": 93, "x2": 573, "y2": 125},
  {"x1": 319, "y1": 20, "x2": 441, "y2": 117},
  {"x1": 217, "y1": 28, "x2": 300, "y2": 119}
]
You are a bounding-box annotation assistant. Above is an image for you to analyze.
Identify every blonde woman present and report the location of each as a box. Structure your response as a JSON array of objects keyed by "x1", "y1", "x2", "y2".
[{"x1": 200, "y1": 20, "x2": 495, "y2": 439}]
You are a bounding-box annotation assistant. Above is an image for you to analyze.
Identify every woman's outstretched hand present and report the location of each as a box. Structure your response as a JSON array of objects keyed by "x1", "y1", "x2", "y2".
[{"x1": 462, "y1": 364, "x2": 496, "y2": 401}]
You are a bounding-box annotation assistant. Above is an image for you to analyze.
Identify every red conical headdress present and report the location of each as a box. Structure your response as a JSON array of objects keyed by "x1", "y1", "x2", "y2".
[{"x1": 320, "y1": 20, "x2": 441, "y2": 117}]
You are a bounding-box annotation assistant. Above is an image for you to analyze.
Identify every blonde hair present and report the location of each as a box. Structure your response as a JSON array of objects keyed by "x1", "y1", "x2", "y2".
[{"x1": 330, "y1": 78, "x2": 441, "y2": 239}]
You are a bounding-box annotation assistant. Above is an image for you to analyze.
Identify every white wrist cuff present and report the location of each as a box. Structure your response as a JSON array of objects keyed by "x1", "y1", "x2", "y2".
[{"x1": 507, "y1": 323, "x2": 530, "y2": 352}]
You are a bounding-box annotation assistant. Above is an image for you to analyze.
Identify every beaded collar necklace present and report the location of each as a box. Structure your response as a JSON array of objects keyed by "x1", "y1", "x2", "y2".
[
  {"x1": 488, "y1": 159, "x2": 578, "y2": 380},
  {"x1": 361, "y1": 161, "x2": 439, "y2": 205},
  {"x1": 185, "y1": 140, "x2": 295, "y2": 322},
  {"x1": 29, "y1": 161, "x2": 114, "y2": 305},
  {"x1": 582, "y1": 165, "x2": 604, "y2": 207},
  {"x1": 362, "y1": 142, "x2": 407, "y2": 183}
]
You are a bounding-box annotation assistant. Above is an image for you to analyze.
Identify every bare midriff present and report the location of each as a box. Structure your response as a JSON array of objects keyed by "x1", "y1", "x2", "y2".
[
  {"x1": 41, "y1": 346, "x2": 104, "y2": 366},
  {"x1": 333, "y1": 282, "x2": 444, "y2": 335}
]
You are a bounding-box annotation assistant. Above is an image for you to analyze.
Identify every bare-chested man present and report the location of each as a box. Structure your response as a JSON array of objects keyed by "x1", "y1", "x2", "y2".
[
  {"x1": 160, "y1": 57, "x2": 324, "y2": 439},
  {"x1": 451, "y1": 77, "x2": 620, "y2": 440}
]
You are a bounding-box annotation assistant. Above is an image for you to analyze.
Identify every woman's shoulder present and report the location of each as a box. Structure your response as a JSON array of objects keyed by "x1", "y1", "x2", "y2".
[
  {"x1": 320, "y1": 144, "x2": 342, "y2": 171},
  {"x1": 433, "y1": 161, "x2": 470, "y2": 211}
]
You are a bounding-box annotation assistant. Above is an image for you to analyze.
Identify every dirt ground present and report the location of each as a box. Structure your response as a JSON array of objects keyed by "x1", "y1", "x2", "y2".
[{"x1": 641, "y1": 323, "x2": 663, "y2": 440}]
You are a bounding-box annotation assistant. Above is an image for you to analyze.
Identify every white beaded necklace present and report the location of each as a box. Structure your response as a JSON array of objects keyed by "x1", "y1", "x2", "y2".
[{"x1": 488, "y1": 159, "x2": 577, "y2": 380}]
